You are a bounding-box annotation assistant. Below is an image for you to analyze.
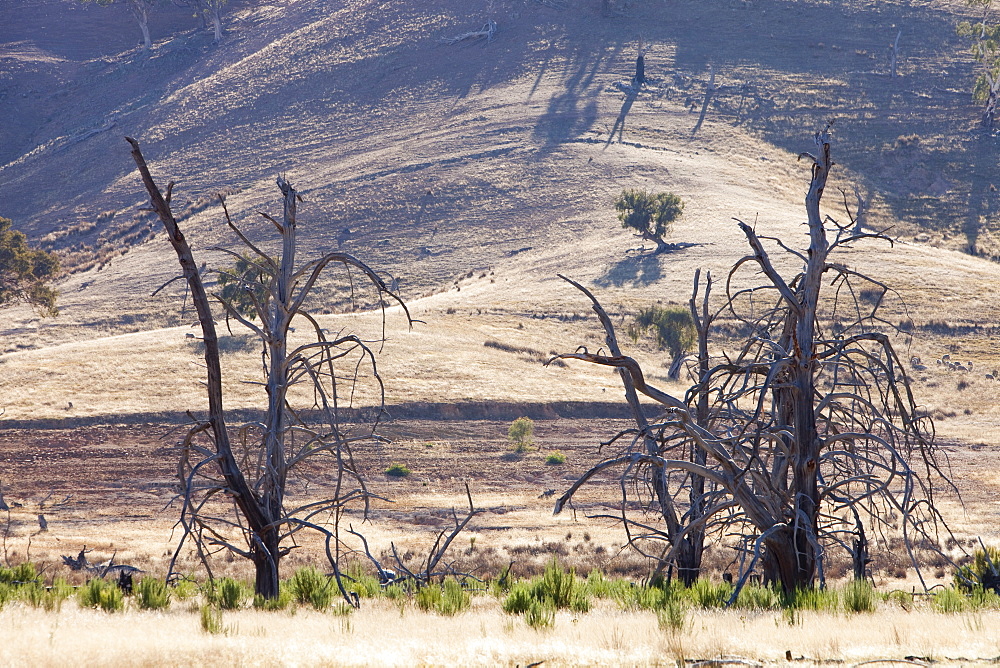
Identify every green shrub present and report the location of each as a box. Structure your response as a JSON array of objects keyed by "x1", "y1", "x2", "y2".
[
  {"x1": 19, "y1": 578, "x2": 72, "y2": 612},
  {"x1": 253, "y1": 590, "x2": 292, "y2": 611},
  {"x1": 545, "y1": 452, "x2": 566, "y2": 465},
  {"x1": 955, "y1": 546, "x2": 1000, "y2": 592},
  {"x1": 583, "y1": 570, "x2": 614, "y2": 599},
  {"x1": 344, "y1": 563, "x2": 381, "y2": 599},
  {"x1": 0, "y1": 583, "x2": 13, "y2": 609},
  {"x1": 508, "y1": 417, "x2": 534, "y2": 450},
  {"x1": 0, "y1": 562, "x2": 38, "y2": 585},
  {"x1": 569, "y1": 589, "x2": 590, "y2": 613},
  {"x1": 208, "y1": 578, "x2": 250, "y2": 610},
  {"x1": 934, "y1": 586, "x2": 967, "y2": 613},
  {"x1": 538, "y1": 557, "x2": 576, "y2": 608},
  {"x1": 383, "y1": 584, "x2": 406, "y2": 601},
  {"x1": 79, "y1": 578, "x2": 124, "y2": 612},
  {"x1": 503, "y1": 558, "x2": 587, "y2": 617},
  {"x1": 614, "y1": 189, "x2": 684, "y2": 248},
  {"x1": 385, "y1": 463, "x2": 411, "y2": 477},
  {"x1": 20, "y1": 582, "x2": 47, "y2": 608},
  {"x1": 502, "y1": 582, "x2": 534, "y2": 614},
  {"x1": 841, "y1": 580, "x2": 876, "y2": 613},
  {"x1": 786, "y1": 586, "x2": 839, "y2": 612},
  {"x1": 288, "y1": 566, "x2": 334, "y2": 610},
  {"x1": 135, "y1": 578, "x2": 171, "y2": 611},
  {"x1": 416, "y1": 579, "x2": 470, "y2": 616},
  {"x1": 686, "y1": 578, "x2": 730, "y2": 608},
  {"x1": 200, "y1": 604, "x2": 224, "y2": 634},
  {"x1": 439, "y1": 579, "x2": 471, "y2": 615},
  {"x1": 216, "y1": 251, "x2": 273, "y2": 321},
  {"x1": 524, "y1": 598, "x2": 555, "y2": 629},
  {"x1": 657, "y1": 598, "x2": 687, "y2": 634},
  {"x1": 968, "y1": 586, "x2": 1000, "y2": 609},
  {"x1": 172, "y1": 578, "x2": 198, "y2": 600},
  {"x1": 626, "y1": 584, "x2": 672, "y2": 611},
  {"x1": 733, "y1": 583, "x2": 781, "y2": 611}
]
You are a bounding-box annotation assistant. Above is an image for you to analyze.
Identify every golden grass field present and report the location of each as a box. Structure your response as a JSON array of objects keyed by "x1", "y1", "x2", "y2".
[{"x1": 4, "y1": 599, "x2": 1000, "y2": 668}]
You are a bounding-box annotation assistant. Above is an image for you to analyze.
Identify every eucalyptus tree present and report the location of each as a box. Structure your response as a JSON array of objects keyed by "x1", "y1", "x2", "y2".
[{"x1": 81, "y1": 0, "x2": 157, "y2": 51}]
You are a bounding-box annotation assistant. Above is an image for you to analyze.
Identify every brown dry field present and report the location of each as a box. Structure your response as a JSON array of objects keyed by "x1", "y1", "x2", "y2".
[{"x1": 2, "y1": 418, "x2": 999, "y2": 587}]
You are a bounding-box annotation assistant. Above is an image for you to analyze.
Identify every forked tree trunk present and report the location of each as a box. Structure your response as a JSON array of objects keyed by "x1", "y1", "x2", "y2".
[
  {"x1": 763, "y1": 133, "x2": 833, "y2": 594},
  {"x1": 209, "y1": 6, "x2": 223, "y2": 43},
  {"x1": 128, "y1": 138, "x2": 281, "y2": 599},
  {"x1": 676, "y1": 269, "x2": 713, "y2": 586},
  {"x1": 128, "y1": 0, "x2": 152, "y2": 51}
]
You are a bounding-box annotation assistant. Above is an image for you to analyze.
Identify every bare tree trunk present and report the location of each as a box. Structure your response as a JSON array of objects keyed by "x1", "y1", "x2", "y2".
[
  {"x1": 889, "y1": 29, "x2": 901, "y2": 78},
  {"x1": 677, "y1": 269, "x2": 713, "y2": 586},
  {"x1": 128, "y1": 0, "x2": 152, "y2": 51},
  {"x1": 128, "y1": 138, "x2": 279, "y2": 599},
  {"x1": 209, "y1": 6, "x2": 223, "y2": 43},
  {"x1": 853, "y1": 184, "x2": 868, "y2": 235}
]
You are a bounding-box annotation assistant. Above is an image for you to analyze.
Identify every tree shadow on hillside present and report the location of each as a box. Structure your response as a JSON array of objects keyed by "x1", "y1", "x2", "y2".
[
  {"x1": 533, "y1": 41, "x2": 625, "y2": 150},
  {"x1": 594, "y1": 243, "x2": 700, "y2": 287},
  {"x1": 606, "y1": 86, "x2": 637, "y2": 146}
]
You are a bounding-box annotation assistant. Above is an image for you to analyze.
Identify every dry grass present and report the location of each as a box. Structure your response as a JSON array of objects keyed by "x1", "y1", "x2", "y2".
[{"x1": 2, "y1": 597, "x2": 1000, "y2": 667}]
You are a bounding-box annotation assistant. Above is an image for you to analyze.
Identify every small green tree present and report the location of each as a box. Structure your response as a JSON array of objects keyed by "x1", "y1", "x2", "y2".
[
  {"x1": 958, "y1": 0, "x2": 1000, "y2": 126},
  {"x1": 627, "y1": 304, "x2": 695, "y2": 379},
  {"x1": 614, "y1": 189, "x2": 684, "y2": 253},
  {"x1": 0, "y1": 216, "x2": 59, "y2": 316},
  {"x1": 216, "y1": 251, "x2": 272, "y2": 320},
  {"x1": 508, "y1": 416, "x2": 534, "y2": 451}
]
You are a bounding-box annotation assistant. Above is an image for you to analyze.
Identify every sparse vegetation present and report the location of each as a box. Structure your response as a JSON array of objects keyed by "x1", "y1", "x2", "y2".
[
  {"x1": 627, "y1": 303, "x2": 696, "y2": 379},
  {"x1": 9, "y1": 1, "x2": 1000, "y2": 664},
  {"x1": 135, "y1": 577, "x2": 171, "y2": 610},
  {"x1": 385, "y1": 463, "x2": 411, "y2": 477},
  {"x1": 199, "y1": 603, "x2": 224, "y2": 634},
  {"x1": 614, "y1": 189, "x2": 684, "y2": 253},
  {"x1": 0, "y1": 216, "x2": 59, "y2": 316},
  {"x1": 508, "y1": 416, "x2": 534, "y2": 451}
]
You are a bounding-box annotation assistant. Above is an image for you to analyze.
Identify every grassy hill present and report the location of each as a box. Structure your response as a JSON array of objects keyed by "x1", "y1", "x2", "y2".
[{"x1": 2, "y1": 0, "x2": 1000, "y2": 436}]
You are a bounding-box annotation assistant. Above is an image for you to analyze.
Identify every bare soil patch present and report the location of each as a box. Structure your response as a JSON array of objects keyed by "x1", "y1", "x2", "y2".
[{"x1": 1, "y1": 419, "x2": 995, "y2": 587}]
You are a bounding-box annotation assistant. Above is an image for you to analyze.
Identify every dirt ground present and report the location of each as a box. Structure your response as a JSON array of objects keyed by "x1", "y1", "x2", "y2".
[{"x1": 1, "y1": 417, "x2": 997, "y2": 589}]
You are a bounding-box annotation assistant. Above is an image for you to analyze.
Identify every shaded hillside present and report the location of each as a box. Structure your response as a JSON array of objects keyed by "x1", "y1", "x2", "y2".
[{"x1": 0, "y1": 0, "x2": 997, "y2": 350}]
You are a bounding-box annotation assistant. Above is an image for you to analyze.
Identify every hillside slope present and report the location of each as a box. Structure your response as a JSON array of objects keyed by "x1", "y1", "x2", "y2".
[
  {"x1": 1, "y1": 0, "x2": 1000, "y2": 445},
  {"x1": 0, "y1": 0, "x2": 994, "y2": 342}
]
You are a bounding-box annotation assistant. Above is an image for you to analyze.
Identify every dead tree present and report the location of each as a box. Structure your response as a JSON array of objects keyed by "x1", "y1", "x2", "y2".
[
  {"x1": 888, "y1": 29, "x2": 902, "y2": 78},
  {"x1": 550, "y1": 131, "x2": 954, "y2": 594},
  {"x1": 128, "y1": 138, "x2": 409, "y2": 601},
  {"x1": 550, "y1": 273, "x2": 718, "y2": 585},
  {"x1": 633, "y1": 38, "x2": 647, "y2": 88}
]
